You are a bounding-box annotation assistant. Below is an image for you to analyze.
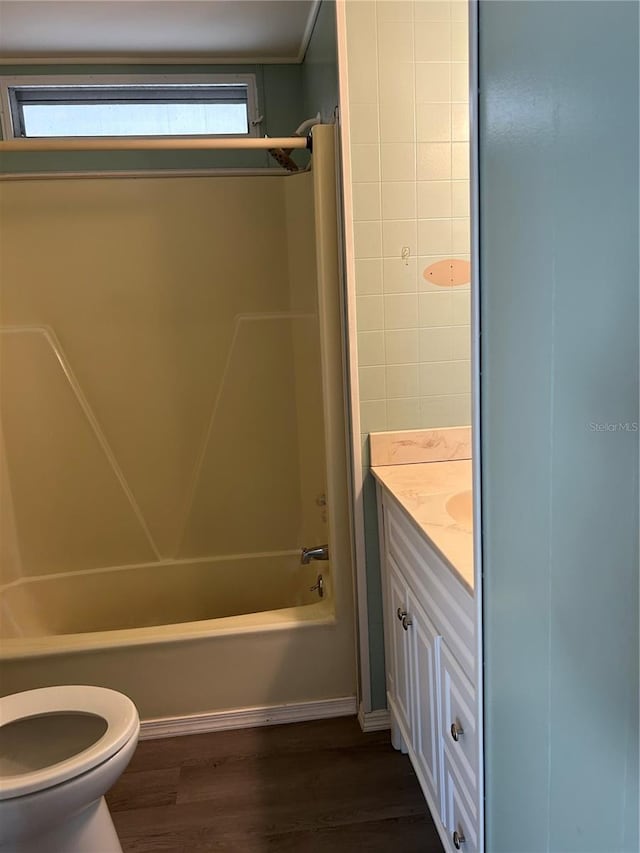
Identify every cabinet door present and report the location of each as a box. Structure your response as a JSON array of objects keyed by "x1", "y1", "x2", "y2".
[
  {"x1": 407, "y1": 588, "x2": 443, "y2": 818},
  {"x1": 443, "y1": 748, "x2": 478, "y2": 853},
  {"x1": 440, "y1": 641, "x2": 478, "y2": 796},
  {"x1": 387, "y1": 555, "x2": 412, "y2": 739}
]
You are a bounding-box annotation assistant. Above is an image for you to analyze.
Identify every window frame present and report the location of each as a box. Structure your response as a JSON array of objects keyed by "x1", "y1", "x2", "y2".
[{"x1": 0, "y1": 73, "x2": 261, "y2": 140}]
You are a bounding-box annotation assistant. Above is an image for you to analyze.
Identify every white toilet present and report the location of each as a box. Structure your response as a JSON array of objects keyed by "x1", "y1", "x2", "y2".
[{"x1": 0, "y1": 685, "x2": 139, "y2": 853}]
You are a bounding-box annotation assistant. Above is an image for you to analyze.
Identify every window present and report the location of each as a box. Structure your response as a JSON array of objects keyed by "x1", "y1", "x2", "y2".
[{"x1": 0, "y1": 75, "x2": 260, "y2": 139}]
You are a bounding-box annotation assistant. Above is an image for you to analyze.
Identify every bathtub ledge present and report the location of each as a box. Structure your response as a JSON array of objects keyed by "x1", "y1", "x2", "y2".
[{"x1": 0, "y1": 600, "x2": 335, "y2": 660}]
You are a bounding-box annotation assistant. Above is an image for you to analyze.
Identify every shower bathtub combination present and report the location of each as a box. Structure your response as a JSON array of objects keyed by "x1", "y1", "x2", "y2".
[{"x1": 0, "y1": 126, "x2": 357, "y2": 727}]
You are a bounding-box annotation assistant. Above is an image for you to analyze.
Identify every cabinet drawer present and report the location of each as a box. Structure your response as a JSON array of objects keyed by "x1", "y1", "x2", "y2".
[
  {"x1": 443, "y1": 748, "x2": 478, "y2": 853},
  {"x1": 440, "y1": 641, "x2": 478, "y2": 796}
]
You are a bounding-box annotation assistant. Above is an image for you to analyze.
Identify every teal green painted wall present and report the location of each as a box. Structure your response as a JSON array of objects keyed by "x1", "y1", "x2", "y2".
[
  {"x1": 480, "y1": 2, "x2": 639, "y2": 850},
  {"x1": 356, "y1": 436, "x2": 386, "y2": 711},
  {"x1": 302, "y1": 0, "x2": 338, "y2": 123},
  {"x1": 361, "y1": 441, "x2": 387, "y2": 710},
  {"x1": 0, "y1": 63, "x2": 304, "y2": 173}
]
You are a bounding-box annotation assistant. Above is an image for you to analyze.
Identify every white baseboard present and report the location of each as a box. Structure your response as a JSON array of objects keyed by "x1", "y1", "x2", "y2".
[
  {"x1": 357, "y1": 704, "x2": 391, "y2": 733},
  {"x1": 140, "y1": 696, "x2": 358, "y2": 740}
]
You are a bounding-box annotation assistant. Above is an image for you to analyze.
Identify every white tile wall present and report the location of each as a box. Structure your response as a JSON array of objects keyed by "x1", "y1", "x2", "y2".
[
  {"x1": 387, "y1": 364, "x2": 420, "y2": 397},
  {"x1": 385, "y1": 328, "x2": 419, "y2": 362},
  {"x1": 349, "y1": 103, "x2": 380, "y2": 143},
  {"x1": 415, "y1": 62, "x2": 451, "y2": 102},
  {"x1": 414, "y1": 2, "x2": 452, "y2": 22},
  {"x1": 358, "y1": 330, "x2": 386, "y2": 365},
  {"x1": 417, "y1": 142, "x2": 451, "y2": 180},
  {"x1": 382, "y1": 182, "x2": 417, "y2": 219},
  {"x1": 416, "y1": 102, "x2": 451, "y2": 141},
  {"x1": 353, "y1": 182, "x2": 382, "y2": 220},
  {"x1": 382, "y1": 219, "x2": 418, "y2": 256},
  {"x1": 355, "y1": 258, "x2": 383, "y2": 294},
  {"x1": 452, "y1": 102, "x2": 470, "y2": 140},
  {"x1": 451, "y1": 180, "x2": 470, "y2": 216},
  {"x1": 452, "y1": 141, "x2": 470, "y2": 178},
  {"x1": 346, "y1": 0, "x2": 471, "y2": 430},
  {"x1": 353, "y1": 220, "x2": 383, "y2": 258},
  {"x1": 387, "y1": 397, "x2": 421, "y2": 430},
  {"x1": 351, "y1": 144, "x2": 381, "y2": 183},
  {"x1": 359, "y1": 365, "x2": 387, "y2": 400},
  {"x1": 360, "y1": 399, "x2": 388, "y2": 432},
  {"x1": 381, "y1": 143, "x2": 416, "y2": 181},
  {"x1": 417, "y1": 181, "x2": 451, "y2": 218},
  {"x1": 356, "y1": 295, "x2": 384, "y2": 330},
  {"x1": 415, "y1": 23, "x2": 452, "y2": 62},
  {"x1": 384, "y1": 293, "x2": 419, "y2": 329},
  {"x1": 418, "y1": 218, "x2": 452, "y2": 254},
  {"x1": 418, "y1": 291, "x2": 452, "y2": 326},
  {"x1": 383, "y1": 257, "x2": 417, "y2": 292}
]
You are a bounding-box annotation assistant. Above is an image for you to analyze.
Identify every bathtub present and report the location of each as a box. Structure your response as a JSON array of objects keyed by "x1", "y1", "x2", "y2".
[
  {"x1": 0, "y1": 127, "x2": 357, "y2": 725},
  {"x1": 0, "y1": 551, "x2": 356, "y2": 723},
  {"x1": 0, "y1": 552, "x2": 327, "y2": 645}
]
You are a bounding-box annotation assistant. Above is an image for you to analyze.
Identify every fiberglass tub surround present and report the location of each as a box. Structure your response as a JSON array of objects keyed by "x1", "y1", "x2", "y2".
[
  {"x1": 1, "y1": 553, "x2": 325, "y2": 641},
  {"x1": 0, "y1": 127, "x2": 356, "y2": 718}
]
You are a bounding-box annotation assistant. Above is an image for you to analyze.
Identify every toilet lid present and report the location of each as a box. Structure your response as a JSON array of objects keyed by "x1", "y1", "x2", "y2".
[{"x1": 0, "y1": 685, "x2": 139, "y2": 799}]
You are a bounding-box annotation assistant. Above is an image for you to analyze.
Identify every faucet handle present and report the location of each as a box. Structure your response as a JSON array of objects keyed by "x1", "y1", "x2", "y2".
[{"x1": 309, "y1": 574, "x2": 324, "y2": 598}]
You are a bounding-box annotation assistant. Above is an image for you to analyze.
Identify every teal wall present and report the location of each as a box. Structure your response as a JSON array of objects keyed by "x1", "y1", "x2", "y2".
[
  {"x1": 302, "y1": 0, "x2": 338, "y2": 124},
  {"x1": 361, "y1": 441, "x2": 387, "y2": 710},
  {"x1": 0, "y1": 63, "x2": 304, "y2": 173},
  {"x1": 480, "y1": 2, "x2": 639, "y2": 850}
]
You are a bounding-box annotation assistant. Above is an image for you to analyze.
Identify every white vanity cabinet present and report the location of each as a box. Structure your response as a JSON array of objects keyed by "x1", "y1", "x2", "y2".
[
  {"x1": 376, "y1": 484, "x2": 481, "y2": 853},
  {"x1": 387, "y1": 556, "x2": 414, "y2": 740}
]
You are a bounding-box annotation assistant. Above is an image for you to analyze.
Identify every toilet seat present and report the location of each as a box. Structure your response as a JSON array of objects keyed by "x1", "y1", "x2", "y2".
[{"x1": 0, "y1": 685, "x2": 139, "y2": 800}]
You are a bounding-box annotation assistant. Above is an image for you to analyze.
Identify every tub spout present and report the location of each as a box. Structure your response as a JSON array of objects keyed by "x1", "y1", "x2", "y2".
[{"x1": 301, "y1": 545, "x2": 329, "y2": 564}]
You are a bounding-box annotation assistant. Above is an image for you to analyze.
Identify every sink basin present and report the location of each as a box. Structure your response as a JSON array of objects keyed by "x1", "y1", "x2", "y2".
[{"x1": 445, "y1": 490, "x2": 473, "y2": 528}]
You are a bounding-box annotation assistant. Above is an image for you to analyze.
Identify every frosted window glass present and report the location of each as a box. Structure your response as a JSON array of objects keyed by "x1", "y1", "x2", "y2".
[{"x1": 21, "y1": 102, "x2": 248, "y2": 137}]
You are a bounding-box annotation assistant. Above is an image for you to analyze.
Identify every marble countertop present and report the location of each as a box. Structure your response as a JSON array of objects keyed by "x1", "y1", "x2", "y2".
[{"x1": 371, "y1": 460, "x2": 474, "y2": 592}]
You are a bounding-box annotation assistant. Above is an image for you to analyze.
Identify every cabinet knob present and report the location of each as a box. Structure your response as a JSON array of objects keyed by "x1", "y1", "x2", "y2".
[
  {"x1": 450, "y1": 720, "x2": 464, "y2": 742},
  {"x1": 453, "y1": 829, "x2": 466, "y2": 849},
  {"x1": 396, "y1": 607, "x2": 407, "y2": 621},
  {"x1": 402, "y1": 615, "x2": 412, "y2": 631}
]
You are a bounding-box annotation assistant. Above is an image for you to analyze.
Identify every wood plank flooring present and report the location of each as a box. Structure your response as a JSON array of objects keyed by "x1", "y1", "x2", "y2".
[{"x1": 107, "y1": 715, "x2": 444, "y2": 853}]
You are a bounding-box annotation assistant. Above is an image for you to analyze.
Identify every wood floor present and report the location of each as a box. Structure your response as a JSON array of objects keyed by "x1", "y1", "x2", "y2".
[{"x1": 107, "y1": 715, "x2": 444, "y2": 853}]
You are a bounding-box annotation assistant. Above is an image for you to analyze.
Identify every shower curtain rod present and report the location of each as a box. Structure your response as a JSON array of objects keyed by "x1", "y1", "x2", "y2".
[{"x1": 0, "y1": 135, "x2": 312, "y2": 153}]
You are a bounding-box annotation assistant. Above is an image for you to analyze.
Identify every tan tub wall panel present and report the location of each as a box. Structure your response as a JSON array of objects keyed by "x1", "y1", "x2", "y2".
[
  {"x1": 0, "y1": 426, "x2": 22, "y2": 586},
  {"x1": 1, "y1": 555, "x2": 317, "y2": 639},
  {"x1": 285, "y1": 173, "x2": 328, "y2": 547},
  {"x1": 0, "y1": 331, "x2": 157, "y2": 576},
  {"x1": 290, "y1": 320, "x2": 328, "y2": 546},
  {"x1": 286, "y1": 174, "x2": 321, "y2": 317},
  {"x1": 0, "y1": 585, "x2": 48, "y2": 639},
  {"x1": 0, "y1": 177, "x2": 294, "y2": 564},
  {"x1": 311, "y1": 127, "x2": 355, "y2": 625},
  {"x1": 178, "y1": 318, "x2": 303, "y2": 558}
]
